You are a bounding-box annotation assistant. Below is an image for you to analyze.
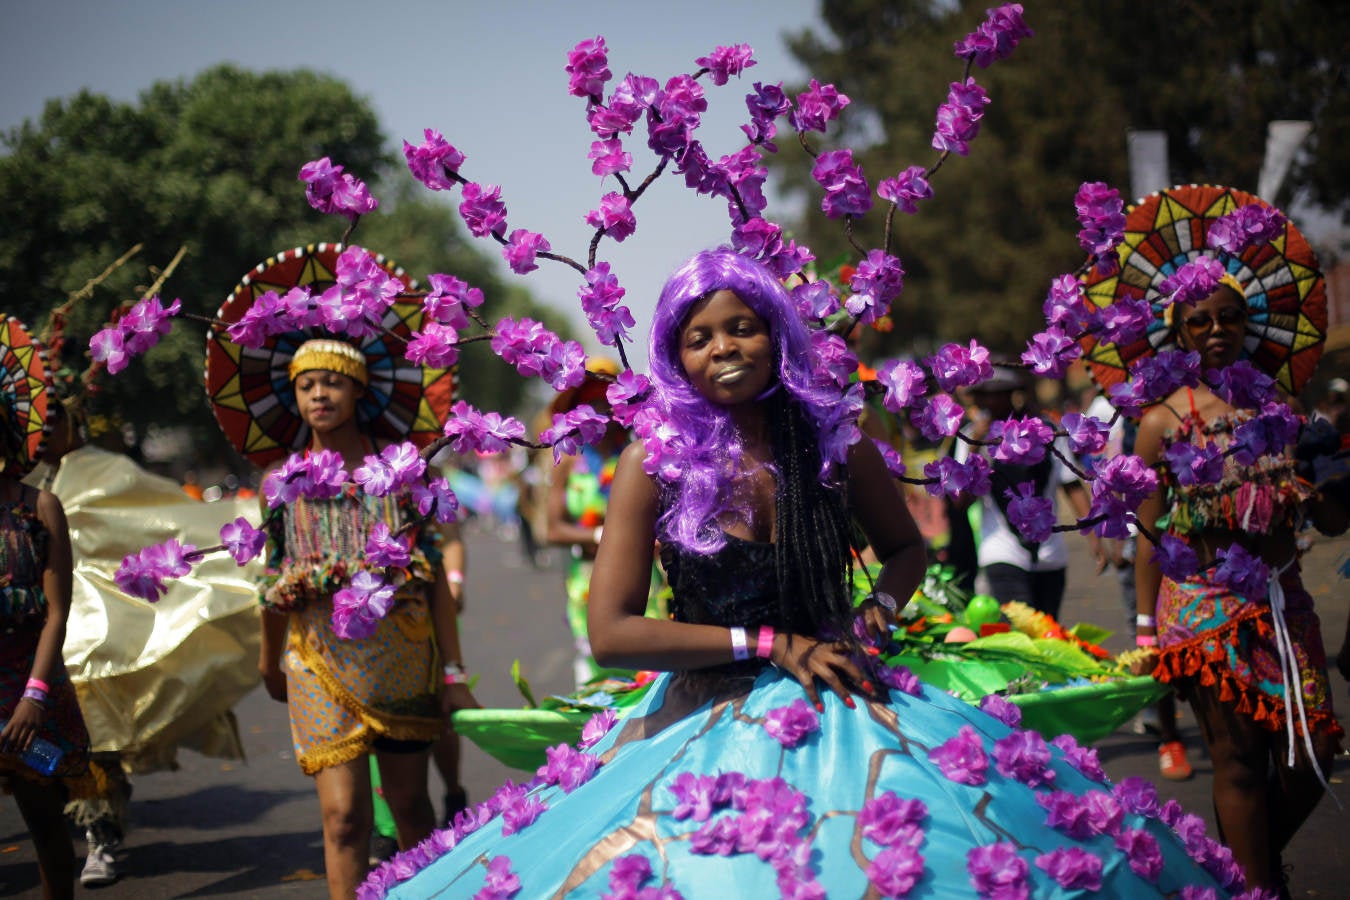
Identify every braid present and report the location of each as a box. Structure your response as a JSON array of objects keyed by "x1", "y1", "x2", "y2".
[{"x1": 768, "y1": 391, "x2": 857, "y2": 643}]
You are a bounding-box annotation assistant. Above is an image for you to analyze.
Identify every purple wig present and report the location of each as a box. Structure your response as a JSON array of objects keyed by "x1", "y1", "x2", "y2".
[{"x1": 644, "y1": 248, "x2": 848, "y2": 552}]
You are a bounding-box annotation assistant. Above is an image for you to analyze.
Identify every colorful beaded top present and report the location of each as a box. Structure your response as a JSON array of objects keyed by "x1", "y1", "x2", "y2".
[
  {"x1": 261, "y1": 484, "x2": 439, "y2": 612},
  {"x1": 1160, "y1": 409, "x2": 1312, "y2": 536},
  {"x1": 0, "y1": 499, "x2": 50, "y2": 627}
]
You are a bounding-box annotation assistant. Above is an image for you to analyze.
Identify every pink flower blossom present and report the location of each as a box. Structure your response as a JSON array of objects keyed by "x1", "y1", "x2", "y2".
[
  {"x1": 423, "y1": 273, "x2": 483, "y2": 329},
  {"x1": 866, "y1": 844, "x2": 925, "y2": 897},
  {"x1": 407, "y1": 323, "x2": 461, "y2": 369},
  {"x1": 992, "y1": 730, "x2": 1055, "y2": 788},
  {"x1": 1074, "y1": 181, "x2": 1125, "y2": 270},
  {"x1": 877, "y1": 165, "x2": 933, "y2": 214},
  {"x1": 219, "y1": 517, "x2": 266, "y2": 565},
  {"x1": 932, "y1": 78, "x2": 990, "y2": 156},
  {"x1": 1207, "y1": 204, "x2": 1285, "y2": 255},
  {"x1": 120, "y1": 295, "x2": 182, "y2": 355},
  {"x1": 502, "y1": 229, "x2": 551, "y2": 275},
  {"x1": 579, "y1": 263, "x2": 635, "y2": 347},
  {"x1": 403, "y1": 128, "x2": 465, "y2": 191},
  {"x1": 878, "y1": 661, "x2": 923, "y2": 696},
  {"x1": 790, "y1": 79, "x2": 850, "y2": 134},
  {"x1": 812, "y1": 149, "x2": 872, "y2": 219},
  {"x1": 606, "y1": 370, "x2": 651, "y2": 427},
  {"x1": 365, "y1": 521, "x2": 412, "y2": 569},
  {"x1": 588, "y1": 137, "x2": 632, "y2": 177},
  {"x1": 459, "y1": 182, "x2": 508, "y2": 238},
  {"x1": 475, "y1": 855, "x2": 521, "y2": 899},
  {"x1": 910, "y1": 394, "x2": 964, "y2": 442},
  {"x1": 923, "y1": 455, "x2": 991, "y2": 499},
  {"x1": 928, "y1": 725, "x2": 989, "y2": 785},
  {"x1": 859, "y1": 792, "x2": 927, "y2": 847},
  {"x1": 114, "y1": 538, "x2": 196, "y2": 601},
  {"x1": 536, "y1": 743, "x2": 600, "y2": 793},
  {"x1": 578, "y1": 708, "x2": 618, "y2": 750},
  {"x1": 966, "y1": 841, "x2": 1029, "y2": 899},
  {"x1": 762, "y1": 698, "x2": 819, "y2": 748},
  {"x1": 1049, "y1": 733, "x2": 1106, "y2": 783},
  {"x1": 1115, "y1": 828, "x2": 1164, "y2": 882},
  {"x1": 542, "y1": 405, "x2": 613, "y2": 464},
  {"x1": 1034, "y1": 847, "x2": 1102, "y2": 891},
  {"x1": 978, "y1": 694, "x2": 1022, "y2": 727},
  {"x1": 954, "y1": 3, "x2": 1033, "y2": 67},
  {"x1": 667, "y1": 772, "x2": 719, "y2": 822},
  {"x1": 696, "y1": 44, "x2": 756, "y2": 85},
  {"x1": 410, "y1": 476, "x2": 459, "y2": 524},
  {"x1": 89, "y1": 326, "x2": 129, "y2": 374},
  {"x1": 585, "y1": 192, "x2": 637, "y2": 242},
  {"x1": 566, "y1": 36, "x2": 611, "y2": 101},
  {"x1": 331, "y1": 571, "x2": 396, "y2": 640}
]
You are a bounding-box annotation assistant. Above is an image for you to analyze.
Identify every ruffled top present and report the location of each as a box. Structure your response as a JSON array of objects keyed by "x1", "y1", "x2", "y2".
[
  {"x1": 1160, "y1": 409, "x2": 1312, "y2": 536},
  {"x1": 260, "y1": 484, "x2": 440, "y2": 612},
  {"x1": 0, "y1": 500, "x2": 49, "y2": 627}
]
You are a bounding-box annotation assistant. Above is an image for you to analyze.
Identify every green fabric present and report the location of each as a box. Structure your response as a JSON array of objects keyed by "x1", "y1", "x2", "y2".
[
  {"x1": 453, "y1": 674, "x2": 1167, "y2": 772},
  {"x1": 370, "y1": 755, "x2": 397, "y2": 839}
]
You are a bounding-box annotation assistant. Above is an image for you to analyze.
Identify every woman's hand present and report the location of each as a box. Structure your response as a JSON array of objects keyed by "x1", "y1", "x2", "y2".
[
  {"x1": 770, "y1": 633, "x2": 871, "y2": 712},
  {"x1": 856, "y1": 598, "x2": 896, "y2": 647},
  {"x1": 259, "y1": 660, "x2": 288, "y2": 703},
  {"x1": 0, "y1": 699, "x2": 45, "y2": 755},
  {"x1": 440, "y1": 683, "x2": 481, "y2": 718},
  {"x1": 1128, "y1": 649, "x2": 1160, "y2": 677}
]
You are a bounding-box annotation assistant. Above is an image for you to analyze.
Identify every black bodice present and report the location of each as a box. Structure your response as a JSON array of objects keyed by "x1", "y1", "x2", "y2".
[{"x1": 659, "y1": 532, "x2": 812, "y2": 634}]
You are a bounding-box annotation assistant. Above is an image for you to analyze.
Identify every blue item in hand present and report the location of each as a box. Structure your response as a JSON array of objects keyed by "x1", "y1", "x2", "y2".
[{"x1": 0, "y1": 721, "x2": 64, "y2": 776}]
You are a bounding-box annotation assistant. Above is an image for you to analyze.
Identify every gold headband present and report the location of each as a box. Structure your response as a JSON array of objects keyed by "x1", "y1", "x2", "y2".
[{"x1": 288, "y1": 339, "x2": 369, "y2": 386}]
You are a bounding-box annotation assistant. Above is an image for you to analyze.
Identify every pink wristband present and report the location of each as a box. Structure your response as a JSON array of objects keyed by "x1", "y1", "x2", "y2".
[
  {"x1": 25, "y1": 677, "x2": 50, "y2": 694},
  {"x1": 730, "y1": 627, "x2": 749, "y2": 661},
  {"x1": 1136, "y1": 634, "x2": 1158, "y2": 648},
  {"x1": 755, "y1": 626, "x2": 774, "y2": 660}
]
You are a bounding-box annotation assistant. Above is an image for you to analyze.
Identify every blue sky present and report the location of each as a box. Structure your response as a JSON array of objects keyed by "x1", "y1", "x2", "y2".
[{"x1": 3, "y1": 0, "x2": 823, "y2": 362}]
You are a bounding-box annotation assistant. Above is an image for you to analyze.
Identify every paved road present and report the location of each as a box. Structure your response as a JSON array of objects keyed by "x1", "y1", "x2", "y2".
[{"x1": 2, "y1": 522, "x2": 1347, "y2": 898}]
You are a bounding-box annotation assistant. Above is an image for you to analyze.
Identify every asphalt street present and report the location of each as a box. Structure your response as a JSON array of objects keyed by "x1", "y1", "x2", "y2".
[{"x1": 1, "y1": 522, "x2": 1347, "y2": 898}]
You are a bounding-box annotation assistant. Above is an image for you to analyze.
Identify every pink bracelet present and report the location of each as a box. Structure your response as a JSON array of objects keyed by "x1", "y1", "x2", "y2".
[
  {"x1": 26, "y1": 677, "x2": 50, "y2": 694},
  {"x1": 1136, "y1": 634, "x2": 1158, "y2": 648},
  {"x1": 729, "y1": 627, "x2": 749, "y2": 661},
  {"x1": 755, "y1": 626, "x2": 775, "y2": 660}
]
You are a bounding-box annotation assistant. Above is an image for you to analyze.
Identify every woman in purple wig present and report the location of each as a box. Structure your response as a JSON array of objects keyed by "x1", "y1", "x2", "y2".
[{"x1": 375, "y1": 249, "x2": 1240, "y2": 899}]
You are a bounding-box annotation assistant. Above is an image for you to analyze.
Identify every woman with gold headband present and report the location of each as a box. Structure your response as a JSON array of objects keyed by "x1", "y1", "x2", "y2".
[
  {"x1": 1132, "y1": 262, "x2": 1346, "y2": 895},
  {"x1": 257, "y1": 338, "x2": 478, "y2": 899}
]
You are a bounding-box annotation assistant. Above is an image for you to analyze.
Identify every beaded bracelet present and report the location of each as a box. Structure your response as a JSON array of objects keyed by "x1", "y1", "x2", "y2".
[
  {"x1": 21, "y1": 687, "x2": 48, "y2": 708},
  {"x1": 1135, "y1": 613, "x2": 1157, "y2": 628},
  {"x1": 1136, "y1": 634, "x2": 1158, "y2": 648},
  {"x1": 730, "y1": 626, "x2": 749, "y2": 661},
  {"x1": 447, "y1": 569, "x2": 465, "y2": 586},
  {"x1": 755, "y1": 626, "x2": 775, "y2": 660}
]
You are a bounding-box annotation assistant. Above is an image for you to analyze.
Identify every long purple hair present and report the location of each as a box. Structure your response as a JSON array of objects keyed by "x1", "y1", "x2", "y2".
[{"x1": 646, "y1": 248, "x2": 843, "y2": 552}]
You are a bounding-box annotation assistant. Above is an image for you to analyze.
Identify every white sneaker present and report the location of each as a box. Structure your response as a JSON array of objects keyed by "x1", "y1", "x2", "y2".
[{"x1": 80, "y1": 842, "x2": 118, "y2": 887}]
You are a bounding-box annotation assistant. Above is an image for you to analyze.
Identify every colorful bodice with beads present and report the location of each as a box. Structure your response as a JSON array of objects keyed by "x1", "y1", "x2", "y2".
[
  {"x1": 0, "y1": 500, "x2": 49, "y2": 627},
  {"x1": 1160, "y1": 409, "x2": 1312, "y2": 536}
]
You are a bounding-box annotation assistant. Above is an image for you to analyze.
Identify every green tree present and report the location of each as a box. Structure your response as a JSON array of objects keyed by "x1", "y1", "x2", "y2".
[
  {"x1": 776, "y1": 0, "x2": 1348, "y2": 359},
  {"x1": 0, "y1": 65, "x2": 555, "y2": 467}
]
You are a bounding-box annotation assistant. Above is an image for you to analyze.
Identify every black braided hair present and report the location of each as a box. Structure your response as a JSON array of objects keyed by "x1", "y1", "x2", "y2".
[{"x1": 766, "y1": 388, "x2": 859, "y2": 644}]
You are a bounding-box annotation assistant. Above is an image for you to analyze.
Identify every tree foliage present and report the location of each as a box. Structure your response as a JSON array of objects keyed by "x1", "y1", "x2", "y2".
[
  {"x1": 0, "y1": 64, "x2": 553, "y2": 469},
  {"x1": 777, "y1": 0, "x2": 1349, "y2": 360}
]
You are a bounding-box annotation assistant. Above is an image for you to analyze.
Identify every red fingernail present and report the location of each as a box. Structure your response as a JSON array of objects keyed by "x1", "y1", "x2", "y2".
[
  {"x1": 845, "y1": 697, "x2": 856, "y2": 709},
  {"x1": 815, "y1": 702, "x2": 825, "y2": 713},
  {"x1": 862, "y1": 681, "x2": 874, "y2": 693},
  {"x1": 866, "y1": 646, "x2": 881, "y2": 656}
]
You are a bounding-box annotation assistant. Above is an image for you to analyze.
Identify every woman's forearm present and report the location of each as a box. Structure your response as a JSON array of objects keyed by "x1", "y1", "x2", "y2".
[{"x1": 259, "y1": 608, "x2": 288, "y2": 667}]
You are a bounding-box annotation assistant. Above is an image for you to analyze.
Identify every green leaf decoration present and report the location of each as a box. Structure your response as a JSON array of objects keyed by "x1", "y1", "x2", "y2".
[{"x1": 511, "y1": 659, "x2": 538, "y2": 709}]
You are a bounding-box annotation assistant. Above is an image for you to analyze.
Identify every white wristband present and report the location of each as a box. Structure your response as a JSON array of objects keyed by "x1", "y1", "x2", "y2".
[{"x1": 729, "y1": 626, "x2": 749, "y2": 661}]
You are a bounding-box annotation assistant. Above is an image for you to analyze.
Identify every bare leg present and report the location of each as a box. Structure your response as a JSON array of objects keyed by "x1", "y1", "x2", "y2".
[
  {"x1": 1268, "y1": 726, "x2": 1337, "y2": 855},
  {"x1": 430, "y1": 728, "x2": 467, "y2": 825},
  {"x1": 1336, "y1": 613, "x2": 1350, "y2": 681},
  {"x1": 313, "y1": 757, "x2": 373, "y2": 899},
  {"x1": 374, "y1": 748, "x2": 435, "y2": 850},
  {"x1": 1188, "y1": 683, "x2": 1282, "y2": 889},
  {"x1": 9, "y1": 775, "x2": 75, "y2": 900}
]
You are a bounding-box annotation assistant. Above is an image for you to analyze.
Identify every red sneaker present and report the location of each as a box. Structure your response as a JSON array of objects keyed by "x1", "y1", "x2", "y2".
[{"x1": 1158, "y1": 740, "x2": 1193, "y2": 781}]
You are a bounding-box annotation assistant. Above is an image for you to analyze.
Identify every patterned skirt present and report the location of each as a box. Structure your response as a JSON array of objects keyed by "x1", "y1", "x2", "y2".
[
  {"x1": 1155, "y1": 565, "x2": 1342, "y2": 744},
  {"x1": 284, "y1": 589, "x2": 443, "y2": 774},
  {"x1": 0, "y1": 624, "x2": 94, "y2": 791}
]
